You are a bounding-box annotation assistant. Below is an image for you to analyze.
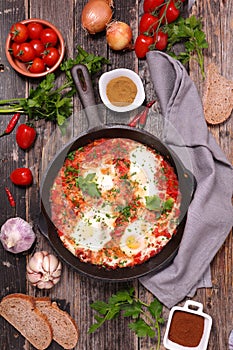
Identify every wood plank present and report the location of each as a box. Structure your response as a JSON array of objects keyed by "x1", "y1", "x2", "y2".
[
  {"x1": 190, "y1": 1, "x2": 233, "y2": 350},
  {"x1": 0, "y1": 1, "x2": 29, "y2": 349}
]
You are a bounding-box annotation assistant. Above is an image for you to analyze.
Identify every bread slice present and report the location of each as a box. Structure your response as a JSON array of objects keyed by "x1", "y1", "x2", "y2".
[
  {"x1": 203, "y1": 63, "x2": 233, "y2": 124},
  {"x1": 0, "y1": 293, "x2": 53, "y2": 350},
  {"x1": 35, "y1": 297, "x2": 79, "y2": 349}
]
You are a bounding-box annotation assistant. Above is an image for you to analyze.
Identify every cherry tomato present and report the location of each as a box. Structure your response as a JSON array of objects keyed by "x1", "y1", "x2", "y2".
[
  {"x1": 10, "y1": 22, "x2": 29, "y2": 43},
  {"x1": 139, "y1": 13, "x2": 159, "y2": 34},
  {"x1": 40, "y1": 28, "x2": 58, "y2": 47},
  {"x1": 18, "y1": 42, "x2": 36, "y2": 62},
  {"x1": 143, "y1": 0, "x2": 165, "y2": 13},
  {"x1": 159, "y1": 0, "x2": 180, "y2": 24},
  {"x1": 27, "y1": 22, "x2": 44, "y2": 40},
  {"x1": 10, "y1": 168, "x2": 33, "y2": 186},
  {"x1": 16, "y1": 124, "x2": 37, "y2": 149},
  {"x1": 154, "y1": 31, "x2": 168, "y2": 50},
  {"x1": 134, "y1": 34, "x2": 154, "y2": 59},
  {"x1": 30, "y1": 39, "x2": 45, "y2": 57},
  {"x1": 29, "y1": 57, "x2": 46, "y2": 74},
  {"x1": 42, "y1": 47, "x2": 59, "y2": 67},
  {"x1": 10, "y1": 42, "x2": 21, "y2": 58}
]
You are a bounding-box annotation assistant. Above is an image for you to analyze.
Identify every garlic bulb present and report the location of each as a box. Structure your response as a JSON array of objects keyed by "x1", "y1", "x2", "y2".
[
  {"x1": 27, "y1": 251, "x2": 62, "y2": 289},
  {"x1": 0, "y1": 217, "x2": 36, "y2": 254}
]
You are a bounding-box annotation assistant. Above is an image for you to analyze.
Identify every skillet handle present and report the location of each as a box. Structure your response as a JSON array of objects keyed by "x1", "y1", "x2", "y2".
[
  {"x1": 71, "y1": 64, "x2": 103, "y2": 129},
  {"x1": 37, "y1": 212, "x2": 49, "y2": 239}
]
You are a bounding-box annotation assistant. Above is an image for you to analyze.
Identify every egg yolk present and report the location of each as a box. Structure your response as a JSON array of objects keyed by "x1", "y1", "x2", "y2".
[{"x1": 126, "y1": 235, "x2": 141, "y2": 250}]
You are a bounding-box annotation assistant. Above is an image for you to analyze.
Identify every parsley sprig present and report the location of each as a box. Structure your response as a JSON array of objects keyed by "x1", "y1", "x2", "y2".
[
  {"x1": 0, "y1": 46, "x2": 109, "y2": 125},
  {"x1": 165, "y1": 15, "x2": 208, "y2": 78},
  {"x1": 89, "y1": 288, "x2": 164, "y2": 350}
]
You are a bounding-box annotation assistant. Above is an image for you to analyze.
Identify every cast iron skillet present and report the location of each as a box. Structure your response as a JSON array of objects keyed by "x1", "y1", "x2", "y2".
[{"x1": 39, "y1": 64, "x2": 196, "y2": 281}]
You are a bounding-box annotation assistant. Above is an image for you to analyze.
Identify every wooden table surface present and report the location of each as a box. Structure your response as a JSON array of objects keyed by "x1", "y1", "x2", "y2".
[{"x1": 0, "y1": 1, "x2": 232, "y2": 349}]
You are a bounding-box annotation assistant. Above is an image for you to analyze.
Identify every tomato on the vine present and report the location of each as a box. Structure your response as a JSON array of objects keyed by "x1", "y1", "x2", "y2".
[
  {"x1": 28, "y1": 57, "x2": 46, "y2": 74},
  {"x1": 10, "y1": 168, "x2": 33, "y2": 186},
  {"x1": 40, "y1": 28, "x2": 58, "y2": 47},
  {"x1": 159, "y1": 0, "x2": 180, "y2": 24},
  {"x1": 143, "y1": 0, "x2": 165, "y2": 13},
  {"x1": 30, "y1": 39, "x2": 45, "y2": 57},
  {"x1": 10, "y1": 22, "x2": 28, "y2": 43},
  {"x1": 17, "y1": 42, "x2": 36, "y2": 62},
  {"x1": 154, "y1": 31, "x2": 168, "y2": 50},
  {"x1": 42, "y1": 47, "x2": 59, "y2": 67},
  {"x1": 139, "y1": 13, "x2": 159, "y2": 34},
  {"x1": 134, "y1": 34, "x2": 154, "y2": 59},
  {"x1": 16, "y1": 124, "x2": 37, "y2": 149},
  {"x1": 27, "y1": 22, "x2": 44, "y2": 40}
]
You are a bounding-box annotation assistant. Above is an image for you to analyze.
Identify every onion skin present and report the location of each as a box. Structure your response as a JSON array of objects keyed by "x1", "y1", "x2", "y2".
[
  {"x1": 88, "y1": 0, "x2": 114, "y2": 6},
  {"x1": 106, "y1": 21, "x2": 133, "y2": 51},
  {"x1": 81, "y1": 0, "x2": 113, "y2": 34}
]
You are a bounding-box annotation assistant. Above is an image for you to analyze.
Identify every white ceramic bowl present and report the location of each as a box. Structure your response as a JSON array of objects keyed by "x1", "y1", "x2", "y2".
[
  {"x1": 163, "y1": 300, "x2": 212, "y2": 350},
  {"x1": 98, "y1": 68, "x2": 145, "y2": 112}
]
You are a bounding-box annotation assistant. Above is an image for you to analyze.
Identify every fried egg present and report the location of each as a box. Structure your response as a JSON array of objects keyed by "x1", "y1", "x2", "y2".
[
  {"x1": 70, "y1": 207, "x2": 114, "y2": 251},
  {"x1": 83, "y1": 163, "x2": 115, "y2": 193},
  {"x1": 119, "y1": 219, "x2": 153, "y2": 257},
  {"x1": 129, "y1": 145, "x2": 159, "y2": 202}
]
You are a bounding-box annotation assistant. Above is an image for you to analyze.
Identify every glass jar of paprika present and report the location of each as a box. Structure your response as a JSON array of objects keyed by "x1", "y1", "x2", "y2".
[{"x1": 163, "y1": 300, "x2": 212, "y2": 350}]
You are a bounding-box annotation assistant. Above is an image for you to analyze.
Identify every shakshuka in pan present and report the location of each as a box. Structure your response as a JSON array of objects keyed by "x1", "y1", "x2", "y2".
[{"x1": 50, "y1": 138, "x2": 181, "y2": 269}]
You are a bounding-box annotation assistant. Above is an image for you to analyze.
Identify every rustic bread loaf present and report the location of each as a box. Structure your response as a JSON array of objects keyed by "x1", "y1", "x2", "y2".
[
  {"x1": 35, "y1": 297, "x2": 79, "y2": 349},
  {"x1": 203, "y1": 63, "x2": 233, "y2": 124},
  {"x1": 0, "y1": 293, "x2": 53, "y2": 350}
]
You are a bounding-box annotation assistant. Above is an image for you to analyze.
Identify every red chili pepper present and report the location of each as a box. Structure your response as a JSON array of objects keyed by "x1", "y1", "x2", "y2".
[
  {"x1": 128, "y1": 100, "x2": 156, "y2": 128},
  {"x1": 128, "y1": 112, "x2": 142, "y2": 127},
  {"x1": 139, "y1": 100, "x2": 156, "y2": 128},
  {"x1": 0, "y1": 113, "x2": 21, "y2": 137},
  {"x1": 5, "y1": 187, "x2": 16, "y2": 207}
]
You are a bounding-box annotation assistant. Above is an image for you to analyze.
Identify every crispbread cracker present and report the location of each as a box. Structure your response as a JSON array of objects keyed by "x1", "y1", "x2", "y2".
[{"x1": 203, "y1": 63, "x2": 233, "y2": 124}]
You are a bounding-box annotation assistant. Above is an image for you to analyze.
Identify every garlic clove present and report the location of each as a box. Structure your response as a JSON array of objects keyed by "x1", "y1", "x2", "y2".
[
  {"x1": 36, "y1": 280, "x2": 54, "y2": 289},
  {"x1": 27, "y1": 251, "x2": 62, "y2": 289},
  {"x1": 27, "y1": 251, "x2": 46, "y2": 273},
  {"x1": 27, "y1": 273, "x2": 42, "y2": 284},
  {"x1": 52, "y1": 277, "x2": 61, "y2": 285}
]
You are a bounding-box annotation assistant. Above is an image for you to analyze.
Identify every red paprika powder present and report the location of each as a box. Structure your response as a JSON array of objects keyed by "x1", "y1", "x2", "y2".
[{"x1": 168, "y1": 310, "x2": 204, "y2": 347}]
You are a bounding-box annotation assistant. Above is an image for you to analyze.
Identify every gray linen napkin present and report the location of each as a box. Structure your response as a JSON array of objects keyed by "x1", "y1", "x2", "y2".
[{"x1": 140, "y1": 51, "x2": 233, "y2": 308}]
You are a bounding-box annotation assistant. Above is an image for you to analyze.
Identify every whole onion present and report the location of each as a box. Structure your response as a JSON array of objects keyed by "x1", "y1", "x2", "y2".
[
  {"x1": 81, "y1": 0, "x2": 113, "y2": 34},
  {"x1": 106, "y1": 21, "x2": 133, "y2": 51},
  {"x1": 0, "y1": 217, "x2": 36, "y2": 254}
]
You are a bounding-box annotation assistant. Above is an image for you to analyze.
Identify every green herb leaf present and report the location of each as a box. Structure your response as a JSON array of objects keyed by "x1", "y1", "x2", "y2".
[
  {"x1": 145, "y1": 195, "x2": 161, "y2": 211},
  {"x1": 163, "y1": 197, "x2": 174, "y2": 211},
  {"x1": 129, "y1": 318, "x2": 156, "y2": 338},
  {"x1": 76, "y1": 173, "x2": 101, "y2": 197},
  {"x1": 90, "y1": 301, "x2": 110, "y2": 315},
  {"x1": 122, "y1": 301, "x2": 142, "y2": 319},
  {"x1": 109, "y1": 288, "x2": 134, "y2": 305},
  {"x1": 148, "y1": 299, "x2": 163, "y2": 320},
  {"x1": 60, "y1": 45, "x2": 110, "y2": 82}
]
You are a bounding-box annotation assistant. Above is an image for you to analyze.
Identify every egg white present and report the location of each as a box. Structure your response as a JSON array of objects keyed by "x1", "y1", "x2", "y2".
[
  {"x1": 129, "y1": 145, "x2": 159, "y2": 202},
  {"x1": 119, "y1": 219, "x2": 154, "y2": 257},
  {"x1": 83, "y1": 163, "x2": 115, "y2": 193},
  {"x1": 71, "y1": 207, "x2": 114, "y2": 251}
]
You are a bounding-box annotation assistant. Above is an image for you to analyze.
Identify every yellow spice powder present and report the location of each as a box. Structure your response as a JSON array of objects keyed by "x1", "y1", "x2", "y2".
[{"x1": 106, "y1": 76, "x2": 137, "y2": 107}]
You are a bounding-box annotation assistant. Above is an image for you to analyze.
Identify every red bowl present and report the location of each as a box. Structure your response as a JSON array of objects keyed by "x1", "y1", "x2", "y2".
[{"x1": 5, "y1": 18, "x2": 65, "y2": 78}]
